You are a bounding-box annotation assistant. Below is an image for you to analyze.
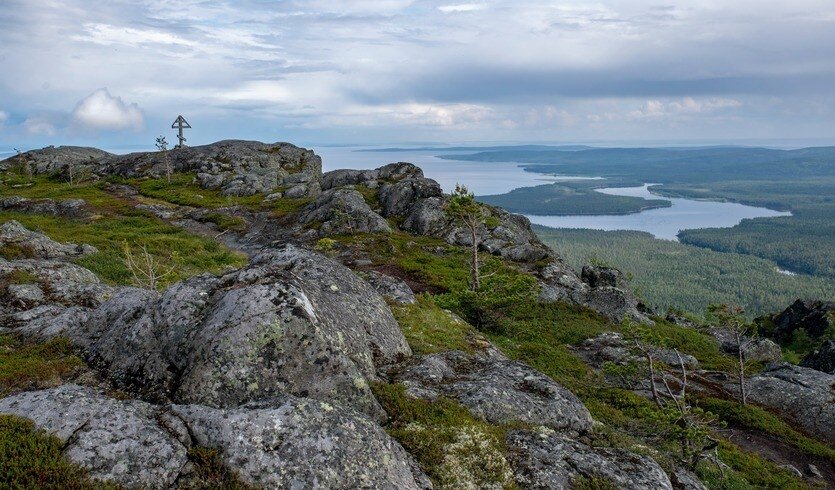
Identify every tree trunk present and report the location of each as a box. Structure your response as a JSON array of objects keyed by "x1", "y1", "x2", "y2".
[
  {"x1": 470, "y1": 221, "x2": 480, "y2": 291},
  {"x1": 738, "y1": 349, "x2": 747, "y2": 405}
]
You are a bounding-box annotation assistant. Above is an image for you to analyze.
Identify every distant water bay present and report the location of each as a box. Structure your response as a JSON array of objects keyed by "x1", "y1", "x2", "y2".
[{"x1": 526, "y1": 184, "x2": 791, "y2": 240}]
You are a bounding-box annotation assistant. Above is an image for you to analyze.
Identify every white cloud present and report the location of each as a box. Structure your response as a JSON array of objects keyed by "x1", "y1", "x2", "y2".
[
  {"x1": 629, "y1": 97, "x2": 742, "y2": 119},
  {"x1": 71, "y1": 88, "x2": 144, "y2": 131},
  {"x1": 438, "y1": 4, "x2": 483, "y2": 13},
  {"x1": 71, "y1": 23, "x2": 198, "y2": 48},
  {"x1": 0, "y1": 111, "x2": 8, "y2": 126},
  {"x1": 23, "y1": 117, "x2": 57, "y2": 136}
]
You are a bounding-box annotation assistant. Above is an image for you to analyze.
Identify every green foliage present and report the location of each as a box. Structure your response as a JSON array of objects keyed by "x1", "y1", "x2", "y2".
[
  {"x1": 133, "y1": 173, "x2": 265, "y2": 209},
  {"x1": 535, "y1": 227, "x2": 834, "y2": 317},
  {"x1": 391, "y1": 295, "x2": 476, "y2": 355},
  {"x1": 202, "y1": 213, "x2": 248, "y2": 232},
  {"x1": 372, "y1": 383, "x2": 515, "y2": 489},
  {"x1": 313, "y1": 237, "x2": 337, "y2": 253},
  {"x1": 0, "y1": 335, "x2": 84, "y2": 397},
  {"x1": 186, "y1": 446, "x2": 253, "y2": 489},
  {"x1": 478, "y1": 181, "x2": 670, "y2": 215},
  {"x1": 706, "y1": 441, "x2": 809, "y2": 489},
  {"x1": 0, "y1": 414, "x2": 109, "y2": 489}
]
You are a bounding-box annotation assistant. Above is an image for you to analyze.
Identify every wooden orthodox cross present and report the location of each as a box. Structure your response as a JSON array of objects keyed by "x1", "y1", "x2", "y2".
[{"x1": 171, "y1": 115, "x2": 191, "y2": 148}]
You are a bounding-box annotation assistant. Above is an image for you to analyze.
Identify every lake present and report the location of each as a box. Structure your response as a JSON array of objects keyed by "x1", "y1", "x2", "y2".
[
  {"x1": 525, "y1": 184, "x2": 791, "y2": 241},
  {"x1": 314, "y1": 147, "x2": 792, "y2": 240}
]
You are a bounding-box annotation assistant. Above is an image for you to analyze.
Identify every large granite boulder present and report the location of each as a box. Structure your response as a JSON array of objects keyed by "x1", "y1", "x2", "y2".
[
  {"x1": 506, "y1": 428, "x2": 673, "y2": 489},
  {"x1": 384, "y1": 350, "x2": 593, "y2": 433},
  {"x1": 0, "y1": 220, "x2": 97, "y2": 260},
  {"x1": 744, "y1": 363, "x2": 835, "y2": 443},
  {"x1": 800, "y1": 340, "x2": 835, "y2": 374},
  {"x1": 25, "y1": 245, "x2": 410, "y2": 420},
  {"x1": 171, "y1": 396, "x2": 430, "y2": 489},
  {"x1": 0, "y1": 385, "x2": 431, "y2": 489},
  {"x1": 297, "y1": 188, "x2": 391, "y2": 236},
  {"x1": 538, "y1": 262, "x2": 652, "y2": 324},
  {"x1": 707, "y1": 327, "x2": 783, "y2": 363},
  {"x1": 0, "y1": 384, "x2": 188, "y2": 488}
]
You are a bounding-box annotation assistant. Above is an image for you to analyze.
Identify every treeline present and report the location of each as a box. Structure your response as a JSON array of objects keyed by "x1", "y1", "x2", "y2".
[{"x1": 534, "y1": 227, "x2": 835, "y2": 318}]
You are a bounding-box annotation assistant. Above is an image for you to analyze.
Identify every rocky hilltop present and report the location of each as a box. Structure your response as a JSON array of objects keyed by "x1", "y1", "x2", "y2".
[{"x1": 0, "y1": 141, "x2": 832, "y2": 489}]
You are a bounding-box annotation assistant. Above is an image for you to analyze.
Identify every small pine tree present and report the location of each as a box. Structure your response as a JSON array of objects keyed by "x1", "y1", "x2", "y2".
[
  {"x1": 446, "y1": 184, "x2": 487, "y2": 291},
  {"x1": 155, "y1": 136, "x2": 172, "y2": 184}
]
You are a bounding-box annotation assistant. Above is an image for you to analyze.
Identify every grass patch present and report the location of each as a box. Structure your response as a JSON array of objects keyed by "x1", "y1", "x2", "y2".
[
  {"x1": 0, "y1": 335, "x2": 85, "y2": 397},
  {"x1": 133, "y1": 173, "x2": 265, "y2": 209},
  {"x1": 372, "y1": 383, "x2": 515, "y2": 489},
  {"x1": 0, "y1": 211, "x2": 246, "y2": 288},
  {"x1": 391, "y1": 295, "x2": 475, "y2": 355},
  {"x1": 202, "y1": 213, "x2": 248, "y2": 233},
  {"x1": 0, "y1": 414, "x2": 109, "y2": 488},
  {"x1": 187, "y1": 446, "x2": 253, "y2": 489}
]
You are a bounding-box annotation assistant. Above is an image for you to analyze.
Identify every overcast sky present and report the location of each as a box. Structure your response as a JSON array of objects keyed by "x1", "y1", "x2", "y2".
[{"x1": 1, "y1": 0, "x2": 835, "y2": 149}]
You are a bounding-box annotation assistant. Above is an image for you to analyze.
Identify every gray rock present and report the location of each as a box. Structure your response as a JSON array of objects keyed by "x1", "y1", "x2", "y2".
[
  {"x1": 707, "y1": 327, "x2": 783, "y2": 363},
  {"x1": 5, "y1": 283, "x2": 45, "y2": 307},
  {"x1": 1, "y1": 146, "x2": 111, "y2": 176},
  {"x1": 574, "y1": 332, "x2": 699, "y2": 371},
  {"x1": 66, "y1": 245, "x2": 410, "y2": 420},
  {"x1": 298, "y1": 188, "x2": 391, "y2": 236},
  {"x1": 800, "y1": 340, "x2": 835, "y2": 374},
  {"x1": 671, "y1": 468, "x2": 709, "y2": 490},
  {"x1": 0, "y1": 196, "x2": 90, "y2": 218},
  {"x1": 385, "y1": 350, "x2": 593, "y2": 432},
  {"x1": 378, "y1": 176, "x2": 443, "y2": 218},
  {"x1": 171, "y1": 395, "x2": 430, "y2": 489},
  {"x1": 745, "y1": 363, "x2": 835, "y2": 443},
  {"x1": 284, "y1": 182, "x2": 310, "y2": 198},
  {"x1": 364, "y1": 271, "x2": 417, "y2": 304},
  {"x1": 808, "y1": 463, "x2": 824, "y2": 478},
  {"x1": 506, "y1": 428, "x2": 673, "y2": 490},
  {"x1": 0, "y1": 220, "x2": 97, "y2": 259},
  {"x1": 764, "y1": 299, "x2": 835, "y2": 343},
  {"x1": 0, "y1": 385, "x2": 188, "y2": 488}
]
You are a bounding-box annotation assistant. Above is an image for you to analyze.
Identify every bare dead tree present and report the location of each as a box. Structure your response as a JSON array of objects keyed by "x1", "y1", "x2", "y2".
[
  {"x1": 709, "y1": 303, "x2": 752, "y2": 405},
  {"x1": 122, "y1": 241, "x2": 176, "y2": 291}
]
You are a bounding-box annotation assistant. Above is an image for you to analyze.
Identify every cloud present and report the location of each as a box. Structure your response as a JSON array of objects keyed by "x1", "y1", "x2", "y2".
[
  {"x1": 23, "y1": 116, "x2": 57, "y2": 136},
  {"x1": 438, "y1": 4, "x2": 483, "y2": 13},
  {"x1": 0, "y1": 111, "x2": 8, "y2": 126},
  {"x1": 71, "y1": 88, "x2": 144, "y2": 131},
  {"x1": 628, "y1": 97, "x2": 742, "y2": 119}
]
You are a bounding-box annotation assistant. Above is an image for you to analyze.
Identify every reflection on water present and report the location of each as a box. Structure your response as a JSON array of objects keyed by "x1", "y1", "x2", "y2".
[{"x1": 527, "y1": 184, "x2": 791, "y2": 241}]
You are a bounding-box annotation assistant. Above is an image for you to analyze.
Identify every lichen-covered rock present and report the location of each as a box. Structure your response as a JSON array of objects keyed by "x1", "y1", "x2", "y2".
[
  {"x1": 103, "y1": 140, "x2": 321, "y2": 197},
  {"x1": 0, "y1": 385, "x2": 188, "y2": 488},
  {"x1": 800, "y1": 340, "x2": 835, "y2": 374},
  {"x1": 707, "y1": 327, "x2": 783, "y2": 363},
  {"x1": 385, "y1": 350, "x2": 592, "y2": 432},
  {"x1": 298, "y1": 188, "x2": 391, "y2": 236},
  {"x1": 55, "y1": 245, "x2": 410, "y2": 420},
  {"x1": 171, "y1": 395, "x2": 430, "y2": 489},
  {"x1": 506, "y1": 428, "x2": 673, "y2": 490},
  {"x1": 1, "y1": 146, "x2": 111, "y2": 176},
  {"x1": 573, "y1": 332, "x2": 699, "y2": 370},
  {"x1": 744, "y1": 363, "x2": 835, "y2": 443},
  {"x1": 0, "y1": 220, "x2": 97, "y2": 259},
  {"x1": 364, "y1": 270, "x2": 417, "y2": 304},
  {"x1": 0, "y1": 197, "x2": 90, "y2": 218},
  {"x1": 538, "y1": 261, "x2": 652, "y2": 324}
]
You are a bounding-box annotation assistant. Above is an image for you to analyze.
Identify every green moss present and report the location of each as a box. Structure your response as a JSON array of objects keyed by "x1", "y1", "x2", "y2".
[
  {"x1": 186, "y1": 446, "x2": 253, "y2": 489},
  {"x1": 373, "y1": 383, "x2": 515, "y2": 489},
  {"x1": 0, "y1": 243, "x2": 37, "y2": 260},
  {"x1": 704, "y1": 441, "x2": 809, "y2": 489},
  {"x1": 571, "y1": 474, "x2": 619, "y2": 490},
  {"x1": 268, "y1": 196, "x2": 314, "y2": 217},
  {"x1": 0, "y1": 414, "x2": 110, "y2": 488},
  {"x1": 391, "y1": 295, "x2": 475, "y2": 355},
  {"x1": 202, "y1": 213, "x2": 248, "y2": 232},
  {"x1": 0, "y1": 335, "x2": 85, "y2": 397}
]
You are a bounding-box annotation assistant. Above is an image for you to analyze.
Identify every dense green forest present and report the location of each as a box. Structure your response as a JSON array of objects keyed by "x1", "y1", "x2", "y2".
[
  {"x1": 478, "y1": 181, "x2": 670, "y2": 215},
  {"x1": 443, "y1": 146, "x2": 835, "y2": 283},
  {"x1": 534, "y1": 226, "x2": 834, "y2": 317}
]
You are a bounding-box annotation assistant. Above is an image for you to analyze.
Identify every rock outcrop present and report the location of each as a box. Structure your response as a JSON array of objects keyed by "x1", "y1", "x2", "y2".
[
  {"x1": 1, "y1": 146, "x2": 111, "y2": 177},
  {"x1": 573, "y1": 332, "x2": 699, "y2": 370},
  {"x1": 800, "y1": 340, "x2": 835, "y2": 374},
  {"x1": 297, "y1": 188, "x2": 391, "y2": 236},
  {"x1": 0, "y1": 385, "x2": 430, "y2": 489},
  {"x1": 364, "y1": 270, "x2": 417, "y2": 305},
  {"x1": 0, "y1": 220, "x2": 97, "y2": 259},
  {"x1": 506, "y1": 427, "x2": 673, "y2": 489},
  {"x1": 0, "y1": 196, "x2": 90, "y2": 218},
  {"x1": 707, "y1": 327, "x2": 783, "y2": 363},
  {"x1": 538, "y1": 261, "x2": 652, "y2": 324},
  {"x1": 0, "y1": 384, "x2": 189, "y2": 488},
  {"x1": 745, "y1": 363, "x2": 835, "y2": 443},
  {"x1": 384, "y1": 350, "x2": 593, "y2": 433},
  {"x1": 761, "y1": 299, "x2": 835, "y2": 343}
]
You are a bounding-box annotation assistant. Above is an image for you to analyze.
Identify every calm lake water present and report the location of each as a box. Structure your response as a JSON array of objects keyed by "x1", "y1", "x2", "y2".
[
  {"x1": 314, "y1": 147, "x2": 791, "y2": 241},
  {"x1": 526, "y1": 184, "x2": 791, "y2": 241}
]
